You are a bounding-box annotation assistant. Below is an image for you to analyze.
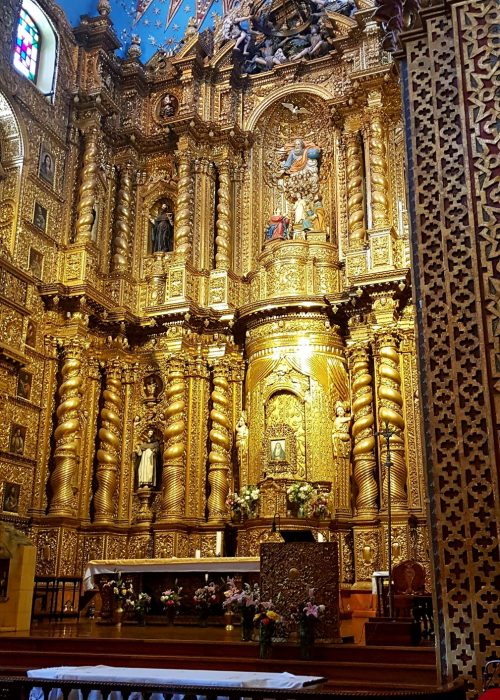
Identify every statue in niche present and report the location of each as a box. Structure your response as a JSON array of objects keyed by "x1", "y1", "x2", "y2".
[
  {"x1": 235, "y1": 411, "x2": 249, "y2": 475},
  {"x1": 135, "y1": 429, "x2": 161, "y2": 489},
  {"x1": 159, "y1": 94, "x2": 177, "y2": 119},
  {"x1": 332, "y1": 401, "x2": 352, "y2": 468},
  {"x1": 144, "y1": 375, "x2": 162, "y2": 399},
  {"x1": 150, "y1": 203, "x2": 174, "y2": 253},
  {"x1": 280, "y1": 138, "x2": 321, "y2": 177},
  {"x1": 265, "y1": 209, "x2": 290, "y2": 241}
]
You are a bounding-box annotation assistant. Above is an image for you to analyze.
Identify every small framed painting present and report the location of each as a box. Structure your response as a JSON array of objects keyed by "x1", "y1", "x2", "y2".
[
  {"x1": 33, "y1": 202, "x2": 47, "y2": 232},
  {"x1": 270, "y1": 438, "x2": 286, "y2": 461},
  {"x1": 38, "y1": 144, "x2": 55, "y2": 186}
]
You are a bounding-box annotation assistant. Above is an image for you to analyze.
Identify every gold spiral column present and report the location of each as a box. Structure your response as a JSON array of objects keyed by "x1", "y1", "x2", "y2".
[
  {"x1": 207, "y1": 360, "x2": 232, "y2": 522},
  {"x1": 215, "y1": 161, "x2": 232, "y2": 270},
  {"x1": 49, "y1": 339, "x2": 84, "y2": 517},
  {"x1": 349, "y1": 343, "x2": 378, "y2": 516},
  {"x1": 159, "y1": 357, "x2": 187, "y2": 520},
  {"x1": 94, "y1": 360, "x2": 123, "y2": 524},
  {"x1": 375, "y1": 330, "x2": 407, "y2": 509},
  {"x1": 345, "y1": 127, "x2": 366, "y2": 247},
  {"x1": 366, "y1": 90, "x2": 389, "y2": 229},
  {"x1": 111, "y1": 163, "x2": 133, "y2": 271},
  {"x1": 76, "y1": 127, "x2": 99, "y2": 243},
  {"x1": 174, "y1": 139, "x2": 194, "y2": 257}
]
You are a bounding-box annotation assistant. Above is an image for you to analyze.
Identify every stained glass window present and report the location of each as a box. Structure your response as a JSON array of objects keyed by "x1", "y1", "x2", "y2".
[{"x1": 13, "y1": 8, "x2": 40, "y2": 82}]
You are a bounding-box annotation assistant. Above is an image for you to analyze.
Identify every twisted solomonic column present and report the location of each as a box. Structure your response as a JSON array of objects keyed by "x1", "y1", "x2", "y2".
[
  {"x1": 159, "y1": 357, "x2": 186, "y2": 520},
  {"x1": 345, "y1": 130, "x2": 366, "y2": 248},
  {"x1": 375, "y1": 331, "x2": 407, "y2": 509},
  {"x1": 76, "y1": 128, "x2": 99, "y2": 243},
  {"x1": 208, "y1": 361, "x2": 232, "y2": 522},
  {"x1": 215, "y1": 162, "x2": 232, "y2": 270},
  {"x1": 94, "y1": 361, "x2": 123, "y2": 523},
  {"x1": 49, "y1": 340, "x2": 84, "y2": 517},
  {"x1": 367, "y1": 99, "x2": 390, "y2": 228},
  {"x1": 111, "y1": 164, "x2": 133, "y2": 271},
  {"x1": 174, "y1": 147, "x2": 194, "y2": 257},
  {"x1": 349, "y1": 343, "x2": 378, "y2": 516}
]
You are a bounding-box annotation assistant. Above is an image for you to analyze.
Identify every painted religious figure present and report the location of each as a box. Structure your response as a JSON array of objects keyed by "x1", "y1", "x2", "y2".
[
  {"x1": 39, "y1": 145, "x2": 55, "y2": 186},
  {"x1": 150, "y1": 203, "x2": 174, "y2": 253},
  {"x1": 2, "y1": 482, "x2": 20, "y2": 513},
  {"x1": 17, "y1": 370, "x2": 32, "y2": 400},
  {"x1": 332, "y1": 401, "x2": 352, "y2": 463},
  {"x1": 265, "y1": 210, "x2": 290, "y2": 241},
  {"x1": 281, "y1": 138, "x2": 321, "y2": 177},
  {"x1": 9, "y1": 425, "x2": 26, "y2": 456},
  {"x1": 270, "y1": 438, "x2": 286, "y2": 461},
  {"x1": 136, "y1": 429, "x2": 160, "y2": 488}
]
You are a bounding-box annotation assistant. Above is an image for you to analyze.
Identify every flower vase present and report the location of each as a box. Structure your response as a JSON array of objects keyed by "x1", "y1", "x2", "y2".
[
  {"x1": 241, "y1": 607, "x2": 254, "y2": 642},
  {"x1": 297, "y1": 504, "x2": 306, "y2": 518},
  {"x1": 165, "y1": 606, "x2": 176, "y2": 626},
  {"x1": 299, "y1": 619, "x2": 315, "y2": 660},
  {"x1": 198, "y1": 608, "x2": 209, "y2": 627},
  {"x1": 231, "y1": 511, "x2": 242, "y2": 524},
  {"x1": 224, "y1": 610, "x2": 234, "y2": 631},
  {"x1": 114, "y1": 605, "x2": 124, "y2": 627},
  {"x1": 259, "y1": 622, "x2": 274, "y2": 659}
]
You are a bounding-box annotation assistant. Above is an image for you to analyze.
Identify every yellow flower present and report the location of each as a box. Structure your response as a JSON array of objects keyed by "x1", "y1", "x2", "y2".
[{"x1": 267, "y1": 610, "x2": 279, "y2": 620}]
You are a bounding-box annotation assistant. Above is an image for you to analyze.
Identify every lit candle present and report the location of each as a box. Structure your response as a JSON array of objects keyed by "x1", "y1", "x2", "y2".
[
  {"x1": 195, "y1": 549, "x2": 201, "y2": 559},
  {"x1": 215, "y1": 531, "x2": 223, "y2": 556},
  {"x1": 317, "y1": 532, "x2": 324, "y2": 542}
]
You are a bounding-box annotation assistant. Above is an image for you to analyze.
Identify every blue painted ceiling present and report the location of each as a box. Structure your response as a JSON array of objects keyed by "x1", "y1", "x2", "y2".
[{"x1": 58, "y1": 0, "x2": 223, "y2": 62}]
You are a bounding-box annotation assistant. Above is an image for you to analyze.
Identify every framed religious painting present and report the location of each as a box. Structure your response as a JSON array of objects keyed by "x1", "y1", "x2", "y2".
[
  {"x1": 25, "y1": 319, "x2": 36, "y2": 348},
  {"x1": 28, "y1": 247, "x2": 43, "y2": 279},
  {"x1": 2, "y1": 482, "x2": 20, "y2": 513},
  {"x1": 269, "y1": 437, "x2": 287, "y2": 462},
  {"x1": 17, "y1": 369, "x2": 32, "y2": 400},
  {"x1": 38, "y1": 143, "x2": 55, "y2": 186},
  {"x1": 33, "y1": 201, "x2": 47, "y2": 232},
  {"x1": 9, "y1": 424, "x2": 26, "y2": 456}
]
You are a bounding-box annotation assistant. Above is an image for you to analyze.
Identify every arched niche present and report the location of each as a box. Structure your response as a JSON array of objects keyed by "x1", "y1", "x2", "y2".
[
  {"x1": 0, "y1": 92, "x2": 25, "y2": 256},
  {"x1": 244, "y1": 90, "x2": 339, "y2": 269},
  {"x1": 136, "y1": 182, "x2": 176, "y2": 276}
]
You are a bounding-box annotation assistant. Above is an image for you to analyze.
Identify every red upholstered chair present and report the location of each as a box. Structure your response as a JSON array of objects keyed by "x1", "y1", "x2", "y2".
[{"x1": 392, "y1": 560, "x2": 427, "y2": 619}]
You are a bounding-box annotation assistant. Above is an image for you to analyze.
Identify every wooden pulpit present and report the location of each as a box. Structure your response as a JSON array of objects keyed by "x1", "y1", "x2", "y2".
[{"x1": 260, "y1": 541, "x2": 340, "y2": 642}]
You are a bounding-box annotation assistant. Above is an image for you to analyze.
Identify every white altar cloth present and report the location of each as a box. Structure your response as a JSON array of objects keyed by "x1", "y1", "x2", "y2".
[
  {"x1": 28, "y1": 665, "x2": 325, "y2": 700},
  {"x1": 83, "y1": 557, "x2": 260, "y2": 591}
]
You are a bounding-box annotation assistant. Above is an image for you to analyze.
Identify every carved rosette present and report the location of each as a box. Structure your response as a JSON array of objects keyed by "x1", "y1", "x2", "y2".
[
  {"x1": 76, "y1": 128, "x2": 99, "y2": 242},
  {"x1": 159, "y1": 357, "x2": 186, "y2": 520},
  {"x1": 174, "y1": 148, "x2": 194, "y2": 256},
  {"x1": 94, "y1": 361, "x2": 123, "y2": 523},
  {"x1": 349, "y1": 343, "x2": 378, "y2": 515},
  {"x1": 207, "y1": 361, "x2": 232, "y2": 522},
  {"x1": 215, "y1": 161, "x2": 231, "y2": 270},
  {"x1": 345, "y1": 130, "x2": 366, "y2": 247},
  {"x1": 375, "y1": 331, "x2": 407, "y2": 509},
  {"x1": 49, "y1": 340, "x2": 84, "y2": 517},
  {"x1": 112, "y1": 164, "x2": 133, "y2": 271},
  {"x1": 367, "y1": 98, "x2": 389, "y2": 228}
]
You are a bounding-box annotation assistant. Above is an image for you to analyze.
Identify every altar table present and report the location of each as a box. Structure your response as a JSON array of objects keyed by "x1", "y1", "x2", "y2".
[
  {"x1": 28, "y1": 665, "x2": 325, "y2": 700},
  {"x1": 83, "y1": 557, "x2": 260, "y2": 591}
]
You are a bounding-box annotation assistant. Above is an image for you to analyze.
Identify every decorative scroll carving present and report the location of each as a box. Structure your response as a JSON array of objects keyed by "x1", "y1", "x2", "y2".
[
  {"x1": 94, "y1": 361, "x2": 122, "y2": 524},
  {"x1": 112, "y1": 164, "x2": 133, "y2": 271},
  {"x1": 215, "y1": 161, "x2": 232, "y2": 270},
  {"x1": 349, "y1": 343, "x2": 378, "y2": 515},
  {"x1": 159, "y1": 357, "x2": 186, "y2": 520},
  {"x1": 76, "y1": 128, "x2": 99, "y2": 243},
  {"x1": 207, "y1": 361, "x2": 232, "y2": 521},
  {"x1": 375, "y1": 331, "x2": 406, "y2": 509},
  {"x1": 49, "y1": 340, "x2": 84, "y2": 517}
]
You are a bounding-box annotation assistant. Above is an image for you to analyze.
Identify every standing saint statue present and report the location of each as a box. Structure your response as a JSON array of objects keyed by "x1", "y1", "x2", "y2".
[
  {"x1": 150, "y1": 203, "x2": 174, "y2": 253},
  {"x1": 332, "y1": 401, "x2": 352, "y2": 462},
  {"x1": 136, "y1": 429, "x2": 160, "y2": 488}
]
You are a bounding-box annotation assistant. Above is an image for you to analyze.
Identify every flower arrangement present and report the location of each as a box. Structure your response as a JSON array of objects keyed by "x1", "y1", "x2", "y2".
[
  {"x1": 160, "y1": 586, "x2": 182, "y2": 608},
  {"x1": 254, "y1": 602, "x2": 281, "y2": 658},
  {"x1": 309, "y1": 491, "x2": 330, "y2": 519},
  {"x1": 125, "y1": 592, "x2": 151, "y2": 623},
  {"x1": 103, "y1": 573, "x2": 134, "y2": 604},
  {"x1": 291, "y1": 588, "x2": 325, "y2": 659},
  {"x1": 224, "y1": 580, "x2": 261, "y2": 640},
  {"x1": 240, "y1": 485, "x2": 260, "y2": 516},
  {"x1": 287, "y1": 481, "x2": 315, "y2": 516},
  {"x1": 226, "y1": 491, "x2": 244, "y2": 516},
  {"x1": 193, "y1": 581, "x2": 218, "y2": 607}
]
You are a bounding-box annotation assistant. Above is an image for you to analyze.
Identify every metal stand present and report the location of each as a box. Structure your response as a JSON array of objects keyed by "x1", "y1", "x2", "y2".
[{"x1": 376, "y1": 421, "x2": 398, "y2": 620}]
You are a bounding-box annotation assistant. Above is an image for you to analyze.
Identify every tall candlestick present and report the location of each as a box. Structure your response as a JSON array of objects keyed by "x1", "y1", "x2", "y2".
[{"x1": 215, "y1": 531, "x2": 223, "y2": 556}]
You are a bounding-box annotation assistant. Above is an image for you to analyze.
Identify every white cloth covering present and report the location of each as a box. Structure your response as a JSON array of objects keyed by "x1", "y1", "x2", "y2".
[{"x1": 28, "y1": 665, "x2": 325, "y2": 700}]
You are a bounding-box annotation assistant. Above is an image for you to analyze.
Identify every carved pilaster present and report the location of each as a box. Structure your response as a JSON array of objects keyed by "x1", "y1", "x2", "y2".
[
  {"x1": 94, "y1": 360, "x2": 123, "y2": 524},
  {"x1": 111, "y1": 163, "x2": 133, "y2": 271},
  {"x1": 345, "y1": 127, "x2": 365, "y2": 247},
  {"x1": 375, "y1": 330, "x2": 407, "y2": 511},
  {"x1": 207, "y1": 360, "x2": 232, "y2": 522},
  {"x1": 174, "y1": 141, "x2": 194, "y2": 257},
  {"x1": 159, "y1": 356, "x2": 187, "y2": 520},
  {"x1": 76, "y1": 128, "x2": 99, "y2": 243},
  {"x1": 193, "y1": 157, "x2": 215, "y2": 269},
  {"x1": 349, "y1": 342, "x2": 378, "y2": 517},
  {"x1": 49, "y1": 339, "x2": 84, "y2": 517},
  {"x1": 215, "y1": 161, "x2": 232, "y2": 270},
  {"x1": 366, "y1": 90, "x2": 390, "y2": 229}
]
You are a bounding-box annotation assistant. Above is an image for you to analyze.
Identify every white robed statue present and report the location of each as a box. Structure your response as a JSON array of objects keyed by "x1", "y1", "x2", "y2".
[{"x1": 136, "y1": 429, "x2": 159, "y2": 488}]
